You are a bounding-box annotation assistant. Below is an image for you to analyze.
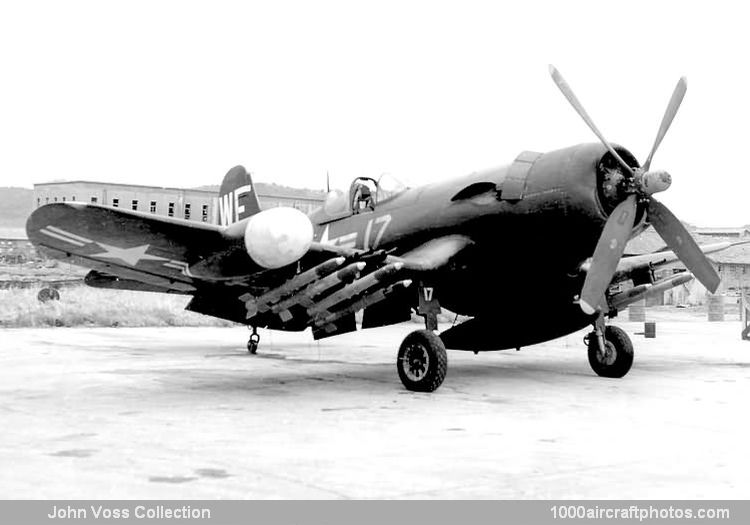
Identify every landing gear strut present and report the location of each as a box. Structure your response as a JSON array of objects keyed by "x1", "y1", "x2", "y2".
[
  {"x1": 395, "y1": 284, "x2": 448, "y2": 392},
  {"x1": 247, "y1": 326, "x2": 260, "y2": 354},
  {"x1": 585, "y1": 318, "x2": 633, "y2": 378}
]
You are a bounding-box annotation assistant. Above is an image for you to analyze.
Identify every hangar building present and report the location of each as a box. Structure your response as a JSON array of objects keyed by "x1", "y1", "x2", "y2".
[
  {"x1": 33, "y1": 180, "x2": 326, "y2": 224},
  {"x1": 626, "y1": 227, "x2": 750, "y2": 303},
  {"x1": 0, "y1": 227, "x2": 34, "y2": 264},
  {"x1": 711, "y1": 244, "x2": 750, "y2": 293}
]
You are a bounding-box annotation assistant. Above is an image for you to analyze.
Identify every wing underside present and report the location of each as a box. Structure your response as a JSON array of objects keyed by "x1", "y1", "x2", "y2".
[{"x1": 221, "y1": 235, "x2": 471, "y2": 337}]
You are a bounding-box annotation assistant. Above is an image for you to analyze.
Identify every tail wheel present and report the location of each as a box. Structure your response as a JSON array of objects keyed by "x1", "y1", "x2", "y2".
[
  {"x1": 247, "y1": 332, "x2": 260, "y2": 354},
  {"x1": 397, "y1": 330, "x2": 447, "y2": 392},
  {"x1": 587, "y1": 325, "x2": 634, "y2": 378}
]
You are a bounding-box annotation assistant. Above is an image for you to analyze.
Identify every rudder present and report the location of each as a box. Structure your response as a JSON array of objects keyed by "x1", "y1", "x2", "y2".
[{"x1": 218, "y1": 165, "x2": 261, "y2": 226}]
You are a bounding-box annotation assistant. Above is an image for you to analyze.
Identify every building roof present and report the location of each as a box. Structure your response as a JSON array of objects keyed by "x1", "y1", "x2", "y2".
[
  {"x1": 256, "y1": 183, "x2": 326, "y2": 201},
  {"x1": 625, "y1": 225, "x2": 750, "y2": 265},
  {"x1": 625, "y1": 228, "x2": 668, "y2": 254},
  {"x1": 694, "y1": 227, "x2": 750, "y2": 236},
  {"x1": 195, "y1": 183, "x2": 325, "y2": 200},
  {"x1": 34, "y1": 180, "x2": 326, "y2": 201},
  {"x1": 709, "y1": 243, "x2": 750, "y2": 265},
  {"x1": 35, "y1": 180, "x2": 215, "y2": 195},
  {"x1": 626, "y1": 227, "x2": 735, "y2": 256}
]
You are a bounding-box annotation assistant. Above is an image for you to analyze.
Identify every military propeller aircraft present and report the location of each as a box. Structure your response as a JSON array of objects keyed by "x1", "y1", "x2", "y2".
[{"x1": 27, "y1": 66, "x2": 729, "y2": 392}]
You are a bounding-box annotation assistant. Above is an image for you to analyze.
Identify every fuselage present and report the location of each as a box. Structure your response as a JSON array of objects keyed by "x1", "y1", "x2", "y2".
[
  {"x1": 308, "y1": 143, "x2": 645, "y2": 349},
  {"x1": 313, "y1": 143, "x2": 640, "y2": 312}
]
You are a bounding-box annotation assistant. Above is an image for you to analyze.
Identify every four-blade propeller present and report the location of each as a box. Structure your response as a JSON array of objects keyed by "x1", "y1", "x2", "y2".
[{"x1": 549, "y1": 65, "x2": 720, "y2": 315}]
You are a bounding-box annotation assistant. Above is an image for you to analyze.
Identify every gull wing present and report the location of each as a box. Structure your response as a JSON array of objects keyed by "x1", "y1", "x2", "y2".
[{"x1": 26, "y1": 202, "x2": 260, "y2": 292}]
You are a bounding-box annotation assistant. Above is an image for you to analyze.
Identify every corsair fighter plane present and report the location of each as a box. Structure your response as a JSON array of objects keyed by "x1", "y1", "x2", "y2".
[{"x1": 26, "y1": 67, "x2": 728, "y2": 392}]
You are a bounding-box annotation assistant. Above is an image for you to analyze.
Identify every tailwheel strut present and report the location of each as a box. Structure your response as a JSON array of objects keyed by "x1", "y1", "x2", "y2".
[{"x1": 247, "y1": 326, "x2": 260, "y2": 354}]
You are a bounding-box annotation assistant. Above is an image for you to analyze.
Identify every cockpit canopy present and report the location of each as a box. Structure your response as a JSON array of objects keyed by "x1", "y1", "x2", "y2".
[
  {"x1": 322, "y1": 173, "x2": 409, "y2": 218},
  {"x1": 376, "y1": 173, "x2": 408, "y2": 201}
]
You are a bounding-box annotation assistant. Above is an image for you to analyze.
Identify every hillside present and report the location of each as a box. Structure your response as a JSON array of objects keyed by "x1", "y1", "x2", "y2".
[{"x1": 0, "y1": 187, "x2": 34, "y2": 228}]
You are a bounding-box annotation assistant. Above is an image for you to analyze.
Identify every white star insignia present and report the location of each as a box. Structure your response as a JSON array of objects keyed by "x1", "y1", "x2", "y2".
[{"x1": 91, "y1": 243, "x2": 168, "y2": 266}]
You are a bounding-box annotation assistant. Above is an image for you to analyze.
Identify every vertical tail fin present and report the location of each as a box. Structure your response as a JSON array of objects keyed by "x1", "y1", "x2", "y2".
[{"x1": 218, "y1": 165, "x2": 261, "y2": 226}]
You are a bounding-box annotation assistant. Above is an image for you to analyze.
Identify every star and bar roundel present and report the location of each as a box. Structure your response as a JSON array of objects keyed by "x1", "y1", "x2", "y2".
[{"x1": 39, "y1": 225, "x2": 189, "y2": 274}]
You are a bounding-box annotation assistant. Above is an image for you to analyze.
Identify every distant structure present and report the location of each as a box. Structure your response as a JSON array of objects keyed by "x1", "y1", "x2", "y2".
[
  {"x1": 0, "y1": 227, "x2": 34, "y2": 263},
  {"x1": 693, "y1": 226, "x2": 750, "y2": 239},
  {"x1": 33, "y1": 180, "x2": 326, "y2": 224},
  {"x1": 665, "y1": 244, "x2": 750, "y2": 305},
  {"x1": 625, "y1": 226, "x2": 750, "y2": 305},
  {"x1": 710, "y1": 243, "x2": 750, "y2": 293}
]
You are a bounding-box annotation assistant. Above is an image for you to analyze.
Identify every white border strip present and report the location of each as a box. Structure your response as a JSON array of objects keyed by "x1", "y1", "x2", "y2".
[
  {"x1": 46, "y1": 225, "x2": 92, "y2": 244},
  {"x1": 39, "y1": 228, "x2": 85, "y2": 247}
]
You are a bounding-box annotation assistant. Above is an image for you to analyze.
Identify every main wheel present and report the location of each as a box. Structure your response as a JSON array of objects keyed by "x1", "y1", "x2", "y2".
[
  {"x1": 397, "y1": 330, "x2": 448, "y2": 392},
  {"x1": 587, "y1": 325, "x2": 634, "y2": 378}
]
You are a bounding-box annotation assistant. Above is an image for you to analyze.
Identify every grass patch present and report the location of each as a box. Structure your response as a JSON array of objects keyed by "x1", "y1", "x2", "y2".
[
  {"x1": 0, "y1": 261, "x2": 88, "y2": 283},
  {"x1": 0, "y1": 286, "x2": 236, "y2": 328}
]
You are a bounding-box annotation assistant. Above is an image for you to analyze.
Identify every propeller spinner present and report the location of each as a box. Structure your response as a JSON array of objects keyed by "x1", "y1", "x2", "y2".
[{"x1": 548, "y1": 66, "x2": 719, "y2": 314}]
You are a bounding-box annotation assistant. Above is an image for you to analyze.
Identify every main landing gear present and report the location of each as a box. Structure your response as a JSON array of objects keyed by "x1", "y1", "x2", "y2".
[
  {"x1": 397, "y1": 330, "x2": 448, "y2": 392},
  {"x1": 396, "y1": 284, "x2": 447, "y2": 392},
  {"x1": 585, "y1": 318, "x2": 634, "y2": 378},
  {"x1": 247, "y1": 326, "x2": 260, "y2": 354}
]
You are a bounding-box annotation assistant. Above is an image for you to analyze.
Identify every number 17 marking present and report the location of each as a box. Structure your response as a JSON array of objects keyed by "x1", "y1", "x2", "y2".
[{"x1": 364, "y1": 214, "x2": 392, "y2": 250}]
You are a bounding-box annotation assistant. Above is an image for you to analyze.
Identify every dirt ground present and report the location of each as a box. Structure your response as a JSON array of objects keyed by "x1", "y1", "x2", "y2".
[{"x1": 1, "y1": 308, "x2": 749, "y2": 499}]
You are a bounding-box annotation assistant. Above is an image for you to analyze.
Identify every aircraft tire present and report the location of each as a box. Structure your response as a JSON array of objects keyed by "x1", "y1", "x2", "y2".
[
  {"x1": 397, "y1": 329, "x2": 447, "y2": 392},
  {"x1": 587, "y1": 325, "x2": 633, "y2": 378},
  {"x1": 247, "y1": 332, "x2": 260, "y2": 354},
  {"x1": 37, "y1": 287, "x2": 60, "y2": 302}
]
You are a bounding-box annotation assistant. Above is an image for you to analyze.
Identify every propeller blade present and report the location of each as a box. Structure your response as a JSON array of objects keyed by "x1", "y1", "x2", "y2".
[
  {"x1": 548, "y1": 65, "x2": 635, "y2": 177},
  {"x1": 580, "y1": 195, "x2": 638, "y2": 314},
  {"x1": 647, "y1": 198, "x2": 721, "y2": 293},
  {"x1": 642, "y1": 77, "x2": 687, "y2": 171}
]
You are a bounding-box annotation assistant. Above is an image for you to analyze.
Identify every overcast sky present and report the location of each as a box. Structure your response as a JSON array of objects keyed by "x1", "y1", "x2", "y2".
[{"x1": 1, "y1": 0, "x2": 747, "y2": 226}]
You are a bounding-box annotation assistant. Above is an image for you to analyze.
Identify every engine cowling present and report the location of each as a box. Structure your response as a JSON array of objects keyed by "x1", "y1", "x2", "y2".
[{"x1": 244, "y1": 207, "x2": 314, "y2": 269}]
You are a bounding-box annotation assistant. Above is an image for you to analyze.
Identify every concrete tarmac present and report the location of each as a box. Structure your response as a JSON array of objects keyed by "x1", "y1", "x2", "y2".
[{"x1": 1, "y1": 310, "x2": 749, "y2": 499}]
